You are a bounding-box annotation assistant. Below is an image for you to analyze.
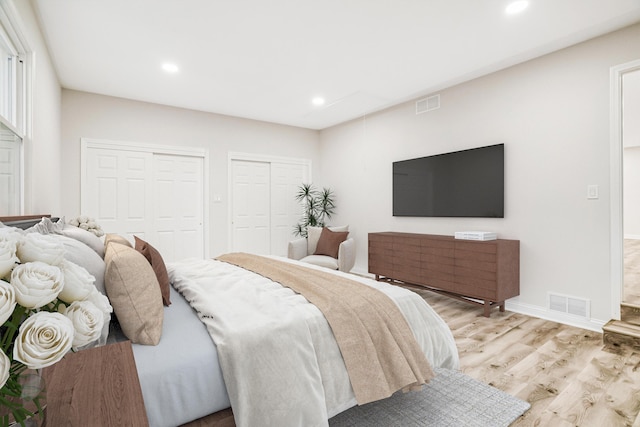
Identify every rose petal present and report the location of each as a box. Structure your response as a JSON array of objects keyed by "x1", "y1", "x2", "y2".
[
  {"x1": 0, "y1": 350, "x2": 9, "y2": 389},
  {"x1": 0, "y1": 279, "x2": 16, "y2": 325}
]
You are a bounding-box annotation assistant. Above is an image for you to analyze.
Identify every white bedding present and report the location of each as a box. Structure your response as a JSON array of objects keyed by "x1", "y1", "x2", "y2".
[
  {"x1": 131, "y1": 286, "x2": 230, "y2": 427},
  {"x1": 168, "y1": 256, "x2": 459, "y2": 427}
]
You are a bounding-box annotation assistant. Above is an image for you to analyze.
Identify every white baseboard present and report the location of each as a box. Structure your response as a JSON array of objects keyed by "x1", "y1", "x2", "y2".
[
  {"x1": 505, "y1": 300, "x2": 606, "y2": 332},
  {"x1": 352, "y1": 268, "x2": 607, "y2": 332}
]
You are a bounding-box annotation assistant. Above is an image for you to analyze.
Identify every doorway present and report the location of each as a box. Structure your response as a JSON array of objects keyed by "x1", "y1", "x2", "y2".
[
  {"x1": 611, "y1": 59, "x2": 640, "y2": 318},
  {"x1": 622, "y1": 69, "x2": 640, "y2": 305}
]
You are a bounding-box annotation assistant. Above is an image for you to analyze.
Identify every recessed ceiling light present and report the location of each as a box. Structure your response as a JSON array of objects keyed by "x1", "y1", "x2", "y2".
[
  {"x1": 312, "y1": 97, "x2": 325, "y2": 106},
  {"x1": 162, "y1": 63, "x2": 179, "y2": 73},
  {"x1": 505, "y1": 0, "x2": 528, "y2": 15}
]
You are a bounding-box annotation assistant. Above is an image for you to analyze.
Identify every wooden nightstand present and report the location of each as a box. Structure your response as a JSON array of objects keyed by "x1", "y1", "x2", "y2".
[{"x1": 42, "y1": 340, "x2": 149, "y2": 426}]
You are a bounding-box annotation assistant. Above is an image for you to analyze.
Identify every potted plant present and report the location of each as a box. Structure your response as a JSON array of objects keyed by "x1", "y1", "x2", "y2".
[{"x1": 293, "y1": 184, "x2": 336, "y2": 238}]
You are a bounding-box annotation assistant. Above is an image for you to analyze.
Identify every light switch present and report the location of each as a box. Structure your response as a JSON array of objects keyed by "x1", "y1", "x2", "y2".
[{"x1": 587, "y1": 185, "x2": 599, "y2": 200}]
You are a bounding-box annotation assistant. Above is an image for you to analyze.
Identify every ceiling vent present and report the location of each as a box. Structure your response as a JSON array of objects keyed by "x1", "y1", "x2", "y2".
[
  {"x1": 416, "y1": 94, "x2": 440, "y2": 114},
  {"x1": 548, "y1": 292, "x2": 590, "y2": 319}
]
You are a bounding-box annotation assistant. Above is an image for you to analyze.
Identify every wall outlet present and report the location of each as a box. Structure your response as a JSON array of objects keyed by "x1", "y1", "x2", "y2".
[{"x1": 587, "y1": 185, "x2": 599, "y2": 199}]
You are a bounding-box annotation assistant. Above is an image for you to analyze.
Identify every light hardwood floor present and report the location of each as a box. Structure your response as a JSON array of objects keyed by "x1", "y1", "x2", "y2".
[
  {"x1": 185, "y1": 287, "x2": 640, "y2": 427},
  {"x1": 413, "y1": 286, "x2": 640, "y2": 427}
]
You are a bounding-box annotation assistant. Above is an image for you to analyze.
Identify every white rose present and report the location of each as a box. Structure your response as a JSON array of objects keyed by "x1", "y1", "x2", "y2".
[
  {"x1": 69, "y1": 218, "x2": 79, "y2": 227},
  {"x1": 13, "y1": 311, "x2": 74, "y2": 369},
  {"x1": 0, "y1": 280, "x2": 16, "y2": 325},
  {"x1": 17, "y1": 233, "x2": 65, "y2": 266},
  {"x1": 86, "y1": 288, "x2": 113, "y2": 315},
  {"x1": 0, "y1": 239, "x2": 19, "y2": 279},
  {"x1": 11, "y1": 261, "x2": 64, "y2": 309},
  {"x1": 58, "y1": 260, "x2": 95, "y2": 303},
  {"x1": 0, "y1": 350, "x2": 9, "y2": 389},
  {"x1": 64, "y1": 300, "x2": 104, "y2": 349}
]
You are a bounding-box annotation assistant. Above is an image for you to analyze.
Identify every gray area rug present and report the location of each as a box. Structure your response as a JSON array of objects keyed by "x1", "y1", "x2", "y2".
[{"x1": 329, "y1": 368, "x2": 530, "y2": 427}]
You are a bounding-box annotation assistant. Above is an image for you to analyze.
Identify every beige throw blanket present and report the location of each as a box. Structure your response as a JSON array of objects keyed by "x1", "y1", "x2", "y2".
[{"x1": 217, "y1": 252, "x2": 435, "y2": 404}]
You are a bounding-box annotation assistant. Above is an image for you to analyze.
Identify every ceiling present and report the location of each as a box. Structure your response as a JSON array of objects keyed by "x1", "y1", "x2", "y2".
[{"x1": 33, "y1": 0, "x2": 640, "y2": 130}]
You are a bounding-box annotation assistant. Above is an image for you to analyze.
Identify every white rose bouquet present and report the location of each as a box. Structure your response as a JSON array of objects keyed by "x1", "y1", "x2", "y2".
[{"x1": 0, "y1": 230, "x2": 112, "y2": 426}]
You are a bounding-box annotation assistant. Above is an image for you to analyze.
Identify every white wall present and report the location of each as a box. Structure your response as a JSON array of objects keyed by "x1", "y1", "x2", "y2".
[
  {"x1": 60, "y1": 90, "x2": 321, "y2": 257},
  {"x1": 12, "y1": 0, "x2": 61, "y2": 214},
  {"x1": 319, "y1": 23, "x2": 640, "y2": 326}
]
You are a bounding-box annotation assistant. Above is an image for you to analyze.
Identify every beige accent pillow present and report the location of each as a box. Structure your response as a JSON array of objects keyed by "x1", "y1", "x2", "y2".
[
  {"x1": 104, "y1": 242, "x2": 163, "y2": 345},
  {"x1": 307, "y1": 225, "x2": 348, "y2": 254},
  {"x1": 314, "y1": 227, "x2": 349, "y2": 259},
  {"x1": 104, "y1": 233, "x2": 132, "y2": 248}
]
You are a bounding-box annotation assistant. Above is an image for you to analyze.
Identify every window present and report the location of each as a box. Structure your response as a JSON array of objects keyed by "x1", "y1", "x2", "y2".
[{"x1": 0, "y1": 1, "x2": 30, "y2": 215}]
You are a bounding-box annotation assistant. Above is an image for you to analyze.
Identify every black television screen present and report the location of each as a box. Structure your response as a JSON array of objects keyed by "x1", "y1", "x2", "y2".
[{"x1": 393, "y1": 144, "x2": 504, "y2": 218}]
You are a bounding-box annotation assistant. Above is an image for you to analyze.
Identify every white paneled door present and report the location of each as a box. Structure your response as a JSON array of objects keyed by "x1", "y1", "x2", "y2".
[
  {"x1": 83, "y1": 140, "x2": 206, "y2": 262},
  {"x1": 84, "y1": 148, "x2": 152, "y2": 237},
  {"x1": 231, "y1": 160, "x2": 271, "y2": 255},
  {"x1": 270, "y1": 162, "x2": 306, "y2": 256},
  {"x1": 153, "y1": 154, "x2": 204, "y2": 261},
  {"x1": 0, "y1": 131, "x2": 21, "y2": 216},
  {"x1": 230, "y1": 157, "x2": 308, "y2": 257}
]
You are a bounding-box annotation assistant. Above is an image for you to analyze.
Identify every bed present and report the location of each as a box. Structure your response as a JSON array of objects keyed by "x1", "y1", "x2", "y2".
[{"x1": 0, "y1": 216, "x2": 459, "y2": 427}]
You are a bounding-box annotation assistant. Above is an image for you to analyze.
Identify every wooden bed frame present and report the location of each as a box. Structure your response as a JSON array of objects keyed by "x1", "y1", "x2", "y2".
[{"x1": 0, "y1": 214, "x2": 50, "y2": 222}]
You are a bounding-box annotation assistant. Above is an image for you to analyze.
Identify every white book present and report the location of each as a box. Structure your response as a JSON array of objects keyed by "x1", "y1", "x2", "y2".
[{"x1": 454, "y1": 231, "x2": 497, "y2": 241}]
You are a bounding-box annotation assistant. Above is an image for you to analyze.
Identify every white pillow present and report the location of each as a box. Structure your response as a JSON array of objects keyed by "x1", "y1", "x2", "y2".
[
  {"x1": 307, "y1": 225, "x2": 348, "y2": 255},
  {"x1": 62, "y1": 224, "x2": 105, "y2": 258}
]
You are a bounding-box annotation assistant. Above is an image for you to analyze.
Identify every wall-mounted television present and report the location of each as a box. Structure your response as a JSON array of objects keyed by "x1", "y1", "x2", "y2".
[{"x1": 393, "y1": 143, "x2": 504, "y2": 218}]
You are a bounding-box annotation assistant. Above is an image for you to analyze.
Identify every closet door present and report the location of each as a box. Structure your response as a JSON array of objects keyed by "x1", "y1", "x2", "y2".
[
  {"x1": 230, "y1": 155, "x2": 310, "y2": 256},
  {"x1": 270, "y1": 162, "x2": 306, "y2": 256},
  {"x1": 83, "y1": 140, "x2": 207, "y2": 261},
  {"x1": 153, "y1": 154, "x2": 204, "y2": 262},
  {"x1": 230, "y1": 160, "x2": 270, "y2": 254},
  {"x1": 84, "y1": 148, "x2": 153, "y2": 237}
]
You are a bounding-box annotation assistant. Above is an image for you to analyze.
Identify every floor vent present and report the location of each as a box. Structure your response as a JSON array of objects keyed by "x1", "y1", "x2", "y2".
[
  {"x1": 416, "y1": 94, "x2": 440, "y2": 114},
  {"x1": 548, "y1": 292, "x2": 590, "y2": 319}
]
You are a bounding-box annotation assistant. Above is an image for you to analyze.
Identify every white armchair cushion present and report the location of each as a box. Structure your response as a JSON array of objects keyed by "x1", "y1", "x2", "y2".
[{"x1": 299, "y1": 255, "x2": 339, "y2": 270}]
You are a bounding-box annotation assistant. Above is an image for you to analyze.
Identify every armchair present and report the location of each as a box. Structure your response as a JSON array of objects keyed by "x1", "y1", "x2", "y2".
[{"x1": 287, "y1": 226, "x2": 356, "y2": 272}]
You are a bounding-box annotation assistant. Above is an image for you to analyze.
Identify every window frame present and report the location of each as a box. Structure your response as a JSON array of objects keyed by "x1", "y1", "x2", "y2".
[{"x1": 0, "y1": 0, "x2": 32, "y2": 215}]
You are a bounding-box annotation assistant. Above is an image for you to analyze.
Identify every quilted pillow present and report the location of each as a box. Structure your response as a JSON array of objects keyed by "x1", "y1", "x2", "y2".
[
  {"x1": 314, "y1": 227, "x2": 349, "y2": 259},
  {"x1": 134, "y1": 236, "x2": 171, "y2": 306},
  {"x1": 104, "y1": 242, "x2": 163, "y2": 345}
]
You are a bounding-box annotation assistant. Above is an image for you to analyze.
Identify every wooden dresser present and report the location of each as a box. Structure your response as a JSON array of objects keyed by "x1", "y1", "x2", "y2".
[{"x1": 369, "y1": 232, "x2": 520, "y2": 317}]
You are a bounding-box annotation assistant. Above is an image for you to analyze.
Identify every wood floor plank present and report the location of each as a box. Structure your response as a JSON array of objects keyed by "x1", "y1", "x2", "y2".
[{"x1": 417, "y1": 288, "x2": 640, "y2": 427}]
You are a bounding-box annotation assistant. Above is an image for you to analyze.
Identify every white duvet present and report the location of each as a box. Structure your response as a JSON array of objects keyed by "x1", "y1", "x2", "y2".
[{"x1": 169, "y1": 256, "x2": 458, "y2": 427}]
